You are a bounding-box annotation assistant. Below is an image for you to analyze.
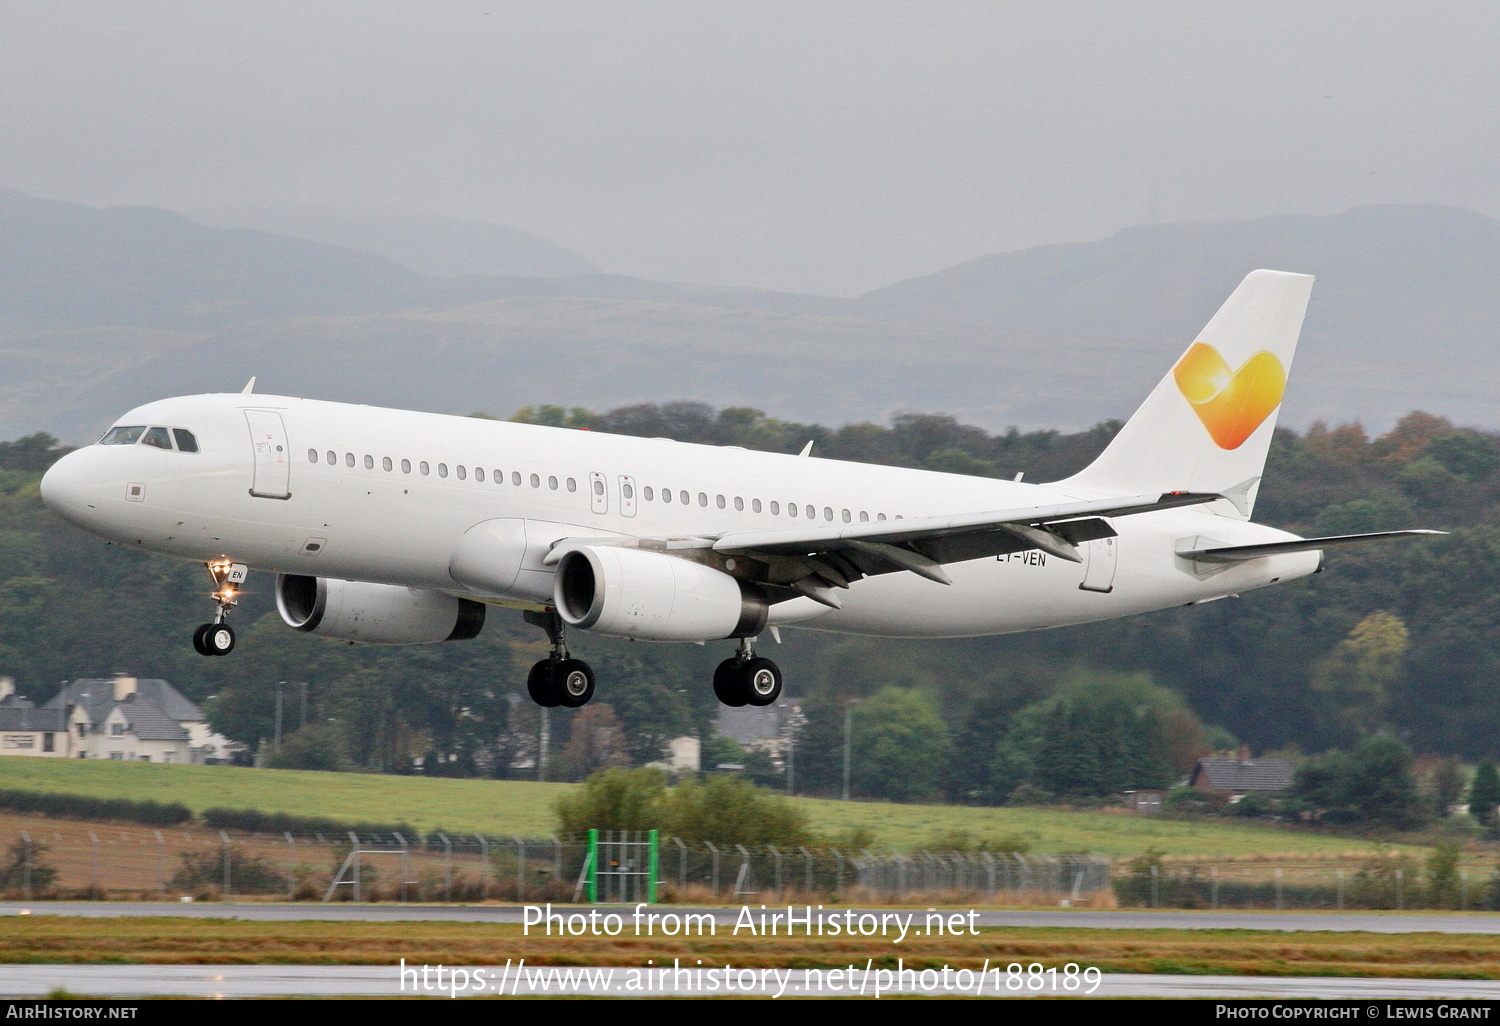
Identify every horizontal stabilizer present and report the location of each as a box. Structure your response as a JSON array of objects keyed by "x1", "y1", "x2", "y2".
[{"x1": 1179, "y1": 530, "x2": 1445, "y2": 564}]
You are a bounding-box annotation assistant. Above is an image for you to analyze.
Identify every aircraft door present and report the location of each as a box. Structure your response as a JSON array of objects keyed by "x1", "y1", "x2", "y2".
[
  {"x1": 589, "y1": 471, "x2": 609, "y2": 514},
  {"x1": 619, "y1": 475, "x2": 637, "y2": 517},
  {"x1": 245, "y1": 410, "x2": 292, "y2": 499},
  {"x1": 1079, "y1": 536, "x2": 1117, "y2": 593}
]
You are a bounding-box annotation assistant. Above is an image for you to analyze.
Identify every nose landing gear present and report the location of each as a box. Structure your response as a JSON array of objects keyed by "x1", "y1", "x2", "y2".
[
  {"x1": 713, "y1": 637, "x2": 783, "y2": 707},
  {"x1": 522, "y1": 609, "x2": 595, "y2": 708},
  {"x1": 192, "y1": 558, "x2": 246, "y2": 657}
]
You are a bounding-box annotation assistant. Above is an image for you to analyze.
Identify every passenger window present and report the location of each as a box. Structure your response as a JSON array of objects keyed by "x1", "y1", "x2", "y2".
[
  {"x1": 698, "y1": 492, "x2": 708, "y2": 507},
  {"x1": 752, "y1": 498, "x2": 761, "y2": 513},
  {"x1": 788, "y1": 503, "x2": 798, "y2": 518},
  {"x1": 770, "y1": 501, "x2": 780, "y2": 515},
  {"x1": 549, "y1": 476, "x2": 558, "y2": 490},
  {"x1": 345, "y1": 453, "x2": 355, "y2": 467},
  {"x1": 531, "y1": 474, "x2": 541, "y2": 488},
  {"x1": 663, "y1": 490, "x2": 673, "y2": 504},
  {"x1": 420, "y1": 461, "x2": 430, "y2": 476},
  {"x1": 456, "y1": 465, "x2": 466, "y2": 480},
  {"x1": 593, "y1": 479, "x2": 604, "y2": 495},
  {"x1": 622, "y1": 482, "x2": 633, "y2": 499},
  {"x1": 141, "y1": 427, "x2": 172, "y2": 450},
  {"x1": 860, "y1": 511, "x2": 869, "y2": 522},
  {"x1": 99, "y1": 426, "x2": 146, "y2": 445},
  {"x1": 806, "y1": 505, "x2": 815, "y2": 519},
  {"x1": 567, "y1": 477, "x2": 577, "y2": 492},
  {"x1": 173, "y1": 429, "x2": 200, "y2": 453},
  {"x1": 494, "y1": 469, "x2": 503, "y2": 483},
  {"x1": 438, "y1": 464, "x2": 449, "y2": 478},
  {"x1": 715, "y1": 494, "x2": 726, "y2": 509},
  {"x1": 383, "y1": 457, "x2": 393, "y2": 472},
  {"x1": 326, "y1": 451, "x2": 336, "y2": 465},
  {"x1": 513, "y1": 472, "x2": 522, "y2": 486},
  {"x1": 734, "y1": 497, "x2": 744, "y2": 511},
  {"x1": 644, "y1": 486, "x2": 654, "y2": 501},
  {"x1": 307, "y1": 449, "x2": 318, "y2": 463},
  {"x1": 364, "y1": 455, "x2": 374, "y2": 470},
  {"x1": 877, "y1": 513, "x2": 887, "y2": 521},
  {"x1": 679, "y1": 490, "x2": 689, "y2": 504},
  {"x1": 824, "y1": 507, "x2": 834, "y2": 521},
  {"x1": 841, "y1": 509, "x2": 851, "y2": 522},
  {"x1": 401, "y1": 459, "x2": 412, "y2": 474},
  {"x1": 475, "y1": 468, "x2": 485, "y2": 482}
]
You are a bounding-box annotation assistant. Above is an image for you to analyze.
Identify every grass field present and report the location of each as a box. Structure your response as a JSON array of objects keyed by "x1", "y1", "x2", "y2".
[
  {"x1": 0, "y1": 758, "x2": 1432, "y2": 860},
  {"x1": 4, "y1": 917, "x2": 1500, "y2": 979}
]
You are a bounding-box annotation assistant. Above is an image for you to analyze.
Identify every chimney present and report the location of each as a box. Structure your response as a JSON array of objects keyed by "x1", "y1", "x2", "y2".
[
  {"x1": 0, "y1": 676, "x2": 13, "y2": 701},
  {"x1": 1238, "y1": 744, "x2": 1252, "y2": 764},
  {"x1": 113, "y1": 673, "x2": 138, "y2": 702}
]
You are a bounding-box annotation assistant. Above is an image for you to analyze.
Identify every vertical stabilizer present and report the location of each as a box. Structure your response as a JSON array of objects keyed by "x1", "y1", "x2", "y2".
[{"x1": 1058, "y1": 269, "x2": 1314, "y2": 519}]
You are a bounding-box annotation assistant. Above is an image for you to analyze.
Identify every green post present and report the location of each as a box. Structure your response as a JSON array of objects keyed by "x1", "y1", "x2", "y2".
[
  {"x1": 647, "y1": 829, "x2": 659, "y2": 905},
  {"x1": 587, "y1": 829, "x2": 599, "y2": 903}
]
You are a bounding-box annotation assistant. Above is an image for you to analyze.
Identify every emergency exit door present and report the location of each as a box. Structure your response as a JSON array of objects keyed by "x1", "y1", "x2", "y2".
[
  {"x1": 245, "y1": 410, "x2": 292, "y2": 499},
  {"x1": 1079, "y1": 536, "x2": 1117, "y2": 593}
]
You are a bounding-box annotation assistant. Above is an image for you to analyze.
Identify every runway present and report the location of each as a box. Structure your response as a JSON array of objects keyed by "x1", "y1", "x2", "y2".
[
  {"x1": 2, "y1": 963, "x2": 1499, "y2": 999},
  {"x1": 5, "y1": 901, "x2": 1500, "y2": 934}
]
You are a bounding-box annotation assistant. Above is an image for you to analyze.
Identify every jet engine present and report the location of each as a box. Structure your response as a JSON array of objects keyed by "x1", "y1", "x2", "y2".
[
  {"x1": 275, "y1": 574, "x2": 485, "y2": 644},
  {"x1": 554, "y1": 546, "x2": 768, "y2": 641}
]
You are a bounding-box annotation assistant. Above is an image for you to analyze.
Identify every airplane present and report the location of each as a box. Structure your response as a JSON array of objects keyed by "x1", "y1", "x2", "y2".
[{"x1": 39, "y1": 270, "x2": 1439, "y2": 709}]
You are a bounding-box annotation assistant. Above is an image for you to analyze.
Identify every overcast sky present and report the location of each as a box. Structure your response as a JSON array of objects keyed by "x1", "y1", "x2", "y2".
[{"x1": 3, "y1": 2, "x2": 1499, "y2": 295}]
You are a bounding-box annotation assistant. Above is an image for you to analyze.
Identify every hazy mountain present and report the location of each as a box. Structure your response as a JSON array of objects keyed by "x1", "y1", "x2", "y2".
[
  {"x1": 190, "y1": 205, "x2": 602, "y2": 279},
  {"x1": 861, "y1": 205, "x2": 1500, "y2": 360},
  {"x1": 6, "y1": 191, "x2": 1500, "y2": 444}
]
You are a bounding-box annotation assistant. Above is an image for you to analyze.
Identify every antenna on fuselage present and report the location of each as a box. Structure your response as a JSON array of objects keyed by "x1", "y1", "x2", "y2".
[
  {"x1": 240, "y1": 377, "x2": 257, "y2": 394},
  {"x1": 798, "y1": 440, "x2": 813, "y2": 457}
]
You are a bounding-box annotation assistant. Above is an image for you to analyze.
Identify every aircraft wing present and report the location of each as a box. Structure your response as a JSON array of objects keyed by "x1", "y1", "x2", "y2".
[{"x1": 699, "y1": 491, "x2": 1220, "y2": 603}]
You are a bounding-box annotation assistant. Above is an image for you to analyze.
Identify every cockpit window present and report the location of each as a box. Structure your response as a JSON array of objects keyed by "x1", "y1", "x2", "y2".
[
  {"x1": 99, "y1": 426, "x2": 147, "y2": 446},
  {"x1": 140, "y1": 427, "x2": 173, "y2": 450},
  {"x1": 172, "y1": 429, "x2": 199, "y2": 453}
]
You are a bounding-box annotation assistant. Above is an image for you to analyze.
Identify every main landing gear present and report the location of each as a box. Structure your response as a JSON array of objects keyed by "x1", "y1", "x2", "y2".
[
  {"x1": 523, "y1": 610, "x2": 595, "y2": 708},
  {"x1": 192, "y1": 558, "x2": 246, "y2": 657},
  {"x1": 713, "y1": 637, "x2": 783, "y2": 708}
]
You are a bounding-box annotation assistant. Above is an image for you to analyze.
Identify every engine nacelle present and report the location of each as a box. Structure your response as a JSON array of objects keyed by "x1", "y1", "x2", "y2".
[
  {"x1": 554, "y1": 546, "x2": 768, "y2": 641},
  {"x1": 276, "y1": 574, "x2": 485, "y2": 644}
]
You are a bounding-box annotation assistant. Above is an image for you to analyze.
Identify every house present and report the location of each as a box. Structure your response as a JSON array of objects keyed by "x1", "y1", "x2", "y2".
[
  {"x1": 38, "y1": 673, "x2": 243, "y2": 764},
  {"x1": 1190, "y1": 745, "x2": 1295, "y2": 800},
  {"x1": 0, "y1": 677, "x2": 73, "y2": 757}
]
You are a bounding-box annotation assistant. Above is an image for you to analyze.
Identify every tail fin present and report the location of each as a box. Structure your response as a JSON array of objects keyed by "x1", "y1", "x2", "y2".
[{"x1": 1059, "y1": 269, "x2": 1314, "y2": 519}]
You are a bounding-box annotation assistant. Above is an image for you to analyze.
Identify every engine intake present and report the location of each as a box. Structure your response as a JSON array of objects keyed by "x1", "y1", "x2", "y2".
[
  {"x1": 554, "y1": 546, "x2": 768, "y2": 641},
  {"x1": 276, "y1": 575, "x2": 485, "y2": 644}
]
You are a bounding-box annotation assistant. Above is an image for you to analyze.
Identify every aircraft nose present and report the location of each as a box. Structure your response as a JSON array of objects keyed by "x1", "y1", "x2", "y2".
[{"x1": 40, "y1": 449, "x2": 103, "y2": 526}]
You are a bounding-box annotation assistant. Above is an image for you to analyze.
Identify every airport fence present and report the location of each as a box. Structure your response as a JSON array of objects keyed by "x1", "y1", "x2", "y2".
[{"x1": 0, "y1": 823, "x2": 1111, "y2": 904}]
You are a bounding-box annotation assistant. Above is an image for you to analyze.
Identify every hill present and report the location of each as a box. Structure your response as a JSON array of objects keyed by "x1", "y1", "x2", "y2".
[{"x1": 190, "y1": 205, "x2": 602, "y2": 279}]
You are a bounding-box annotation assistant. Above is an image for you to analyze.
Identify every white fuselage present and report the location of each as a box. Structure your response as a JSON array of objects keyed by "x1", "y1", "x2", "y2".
[{"x1": 40, "y1": 392, "x2": 1320, "y2": 639}]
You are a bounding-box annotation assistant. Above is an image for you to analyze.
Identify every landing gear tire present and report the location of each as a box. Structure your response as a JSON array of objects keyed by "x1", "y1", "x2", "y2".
[
  {"x1": 196, "y1": 622, "x2": 235, "y2": 657},
  {"x1": 527, "y1": 659, "x2": 562, "y2": 708},
  {"x1": 713, "y1": 658, "x2": 748, "y2": 707},
  {"x1": 739, "y1": 657, "x2": 783, "y2": 707},
  {"x1": 555, "y1": 659, "x2": 596, "y2": 708}
]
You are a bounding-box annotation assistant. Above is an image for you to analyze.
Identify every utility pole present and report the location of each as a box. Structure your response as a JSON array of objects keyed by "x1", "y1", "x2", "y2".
[{"x1": 842, "y1": 705, "x2": 853, "y2": 801}]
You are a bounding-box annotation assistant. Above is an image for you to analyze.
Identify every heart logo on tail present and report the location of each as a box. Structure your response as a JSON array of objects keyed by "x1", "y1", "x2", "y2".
[{"x1": 1173, "y1": 342, "x2": 1286, "y2": 450}]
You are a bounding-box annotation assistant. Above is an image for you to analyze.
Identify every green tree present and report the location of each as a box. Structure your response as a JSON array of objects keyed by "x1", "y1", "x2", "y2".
[
  {"x1": 555, "y1": 768, "x2": 667, "y2": 835},
  {"x1": 1469, "y1": 761, "x2": 1500, "y2": 827},
  {"x1": 849, "y1": 687, "x2": 953, "y2": 802},
  {"x1": 1310, "y1": 611, "x2": 1409, "y2": 742}
]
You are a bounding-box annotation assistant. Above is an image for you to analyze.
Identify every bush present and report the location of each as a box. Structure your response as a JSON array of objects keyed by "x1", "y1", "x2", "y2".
[
  {"x1": 0, "y1": 788, "x2": 190, "y2": 826},
  {"x1": 200, "y1": 807, "x2": 418, "y2": 839},
  {"x1": 0, "y1": 838, "x2": 57, "y2": 893},
  {"x1": 171, "y1": 849, "x2": 287, "y2": 895},
  {"x1": 556, "y1": 768, "x2": 813, "y2": 848}
]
